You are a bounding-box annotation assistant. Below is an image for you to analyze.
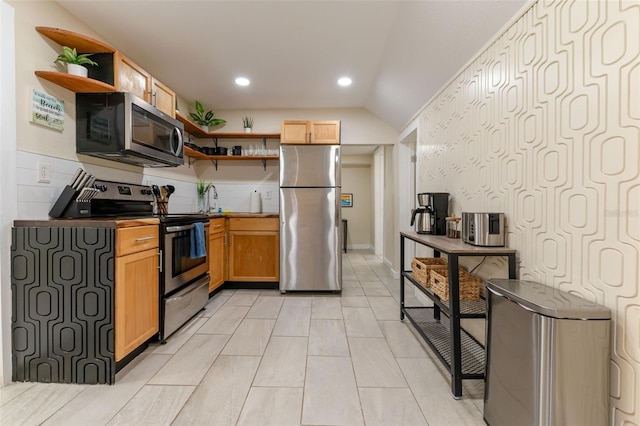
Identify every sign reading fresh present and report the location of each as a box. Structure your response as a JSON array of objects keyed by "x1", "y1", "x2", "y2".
[{"x1": 31, "y1": 89, "x2": 64, "y2": 131}]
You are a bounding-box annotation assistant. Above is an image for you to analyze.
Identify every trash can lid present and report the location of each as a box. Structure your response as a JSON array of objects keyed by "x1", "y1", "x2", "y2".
[{"x1": 486, "y1": 279, "x2": 611, "y2": 320}]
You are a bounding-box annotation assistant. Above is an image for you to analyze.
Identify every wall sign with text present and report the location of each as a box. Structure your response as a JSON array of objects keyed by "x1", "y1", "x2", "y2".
[
  {"x1": 31, "y1": 89, "x2": 64, "y2": 131},
  {"x1": 341, "y1": 193, "x2": 353, "y2": 208}
]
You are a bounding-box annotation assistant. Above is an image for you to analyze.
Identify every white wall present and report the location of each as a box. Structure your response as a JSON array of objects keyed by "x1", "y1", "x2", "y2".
[{"x1": 414, "y1": 0, "x2": 640, "y2": 423}]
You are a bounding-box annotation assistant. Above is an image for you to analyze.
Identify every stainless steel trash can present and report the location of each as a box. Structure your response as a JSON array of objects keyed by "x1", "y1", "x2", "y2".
[{"x1": 484, "y1": 279, "x2": 611, "y2": 426}]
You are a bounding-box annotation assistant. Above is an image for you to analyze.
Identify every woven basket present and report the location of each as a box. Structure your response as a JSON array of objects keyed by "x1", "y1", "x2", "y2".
[
  {"x1": 429, "y1": 268, "x2": 482, "y2": 301},
  {"x1": 411, "y1": 257, "x2": 447, "y2": 288}
]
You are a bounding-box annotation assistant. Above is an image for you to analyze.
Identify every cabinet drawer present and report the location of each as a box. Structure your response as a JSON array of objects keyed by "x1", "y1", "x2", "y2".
[
  {"x1": 229, "y1": 217, "x2": 278, "y2": 232},
  {"x1": 116, "y1": 225, "x2": 159, "y2": 256},
  {"x1": 209, "y1": 218, "x2": 226, "y2": 235}
]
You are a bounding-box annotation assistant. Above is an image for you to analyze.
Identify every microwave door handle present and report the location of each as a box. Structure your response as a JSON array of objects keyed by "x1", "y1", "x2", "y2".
[{"x1": 171, "y1": 126, "x2": 183, "y2": 156}]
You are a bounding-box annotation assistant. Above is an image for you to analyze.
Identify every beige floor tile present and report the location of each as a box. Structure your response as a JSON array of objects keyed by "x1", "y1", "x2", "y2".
[
  {"x1": 283, "y1": 296, "x2": 313, "y2": 308},
  {"x1": 221, "y1": 319, "x2": 276, "y2": 355},
  {"x1": 368, "y1": 296, "x2": 400, "y2": 320},
  {"x1": 237, "y1": 387, "x2": 303, "y2": 426},
  {"x1": 302, "y1": 356, "x2": 363, "y2": 425},
  {"x1": 0, "y1": 382, "x2": 34, "y2": 406},
  {"x1": 224, "y1": 290, "x2": 260, "y2": 306},
  {"x1": 308, "y1": 319, "x2": 350, "y2": 357},
  {"x1": 341, "y1": 296, "x2": 370, "y2": 307},
  {"x1": 246, "y1": 295, "x2": 284, "y2": 319},
  {"x1": 342, "y1": 279, "x2": 361, "y2": 288},
  {"x1": 253, "y1": 336, "x2": 308, "y2": 387},
  {"x1": 0, "y1": 383, "x2": 87, "y2": 425},
  {"x1": 199, "y1": 294, "x2": 230, "y2": 318},
  {"x1": 272, "y1": 306, "x2": 311, "y2": 336},
  {"x1": 342, "y1": 287, "x2": 365, "y2": 297},
  {"x1": 197, "y1": 305, "x2": 249, "y2": 334},
  {"x1": 380, "y1": 321, "x2": 428, "y2": 358},
  {"x1": 106, "y1": 385, "x2": 195, "y2": 425},
  {"x1": 342, "y1": 307, "x2": 383, "y2": 337},
  {"x1": 397, "y1": 358, "x2": 484, "y2": 425},
  {"x1": 148, "y1": 334, "x2": 229, "y2": 385},
  {"x1": 173, "y1": 355, "x2": 261, "y2": 426},
  {"x1": 311, "y1": 297, "x2": 343, "y2": 319},
  {"x1": 44, "y1": 354, "x2": 171, "y2": 425},
  {"x1": 151, "y1": 317, "x2": 207, "y2": 355},
  {"x1": 349, "y1": 337, "x2": 407, "y2": 387},
  {"x1": 363, "y1": 285, "x2": 392, "y2": 297},
  {"x1": 359, "y1": 388, "x2": 428, "y2": 426}
]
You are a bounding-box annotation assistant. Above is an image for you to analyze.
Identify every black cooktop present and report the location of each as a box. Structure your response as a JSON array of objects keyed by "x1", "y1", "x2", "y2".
[{"x1": 156, "y1": 213, "x2": 209, "y2": 225}]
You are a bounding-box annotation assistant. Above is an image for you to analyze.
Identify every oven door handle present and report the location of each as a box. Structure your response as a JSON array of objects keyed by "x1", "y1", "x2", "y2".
[
  {"x1": 165, "y1": 224, "x2": 195, "y2": 233},
  {"x1": 166, "y1": 275, "x2": 209, "y2": 302}
]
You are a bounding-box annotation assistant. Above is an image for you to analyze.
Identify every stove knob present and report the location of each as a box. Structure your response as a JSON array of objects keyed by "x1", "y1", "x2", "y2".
[{"x1": 96, "y1": 185, "x2": 107, "y2": 192}]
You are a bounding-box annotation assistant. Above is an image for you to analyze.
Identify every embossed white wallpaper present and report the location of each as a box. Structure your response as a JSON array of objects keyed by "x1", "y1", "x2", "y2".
[{"x1": 415, "y1": 0, "x2": 639, "y2": 424}]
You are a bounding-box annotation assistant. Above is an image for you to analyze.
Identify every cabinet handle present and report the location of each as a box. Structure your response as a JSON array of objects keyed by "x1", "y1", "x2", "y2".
[
  {"x1": 135, "y1": 236, "x2": 154, "y2": 242},
  {"x1": 309, "y1": 132, "x2": 312, "y2": 143}
]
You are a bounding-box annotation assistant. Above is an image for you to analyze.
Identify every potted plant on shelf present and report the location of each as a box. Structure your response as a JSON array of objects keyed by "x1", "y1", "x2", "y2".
[
  {"x1": 196, "y1": 180, "x2": 212, "y2": 213},
  {"x1": 189, "y1": 101, "x2": 226, "y2": 132},
  {"x1": 242, "y1": 116, "x2": 254, "y2": 133},
  {"x1": 55, "y1": 46, "x2": 98, "y2": 78}
]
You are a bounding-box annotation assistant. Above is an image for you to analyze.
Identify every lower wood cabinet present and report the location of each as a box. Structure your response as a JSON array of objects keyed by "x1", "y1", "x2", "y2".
[
  {"x1": 208, "y1": 218, "x2": 226, "y2": 292},
  {"x1": 228, "y1": 217, "x2": 279, "y2": 282},
  {"x1": 114, "y1": 225, "x2": 159, "y2": 362}
]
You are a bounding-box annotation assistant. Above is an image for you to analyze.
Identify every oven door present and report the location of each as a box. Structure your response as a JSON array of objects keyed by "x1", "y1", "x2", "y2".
[{"x1": 163, "y1": 222, "x2": 209, "y2": 294}]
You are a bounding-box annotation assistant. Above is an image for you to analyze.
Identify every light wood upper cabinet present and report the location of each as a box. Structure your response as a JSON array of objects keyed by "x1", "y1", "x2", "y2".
[
  {"x1": 114, "y1": 224, "x2": 159, "y2": 362},
  {"x1": 228, "y1": 217, "x2": 279, "y2": 282},
  {"x1": 115, "y1": 53, "x2": 176, "y2": 117},
  {"x1": 35, "y1": 27, "x2": 176, "y2": 117},
  {"x1": 208, "y1": 218, "x2": 227, "y2": 292},
  {"x1": 281, "y1": 120, "x2": 340, "y2": 145}
]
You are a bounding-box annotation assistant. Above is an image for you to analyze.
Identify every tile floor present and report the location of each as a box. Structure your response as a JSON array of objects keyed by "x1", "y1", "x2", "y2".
[{"x1": 0, "y1": 250, "x2": 485, "y2": 425}]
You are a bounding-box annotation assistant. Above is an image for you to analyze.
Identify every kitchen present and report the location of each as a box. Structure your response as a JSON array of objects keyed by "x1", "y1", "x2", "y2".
[{"x1": 1, "y1": 1, "x2": 639, "y2": 425}]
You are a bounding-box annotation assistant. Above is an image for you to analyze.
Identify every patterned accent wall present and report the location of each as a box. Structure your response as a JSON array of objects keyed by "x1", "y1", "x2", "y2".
[
  {"x1": 11, "y1": 227, "x2": 115, "y2": 384},
  {"x1": 416, "y1": 0, "x2": 640, "y2": 424}
]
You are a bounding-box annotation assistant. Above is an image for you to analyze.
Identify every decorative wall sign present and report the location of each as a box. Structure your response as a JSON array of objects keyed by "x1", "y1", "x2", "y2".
[
  {"x1": 341, "y1": 193, "x2": 353, "y2": 208},
  {"x1": 31, "y1": 89, "x2": 64, "y2": 131}
]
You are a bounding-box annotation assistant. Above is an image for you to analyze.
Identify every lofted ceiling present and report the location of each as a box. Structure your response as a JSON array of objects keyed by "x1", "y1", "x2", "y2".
[{"x1": 56, "y1": 0, "x2": 527, "y2": 131}]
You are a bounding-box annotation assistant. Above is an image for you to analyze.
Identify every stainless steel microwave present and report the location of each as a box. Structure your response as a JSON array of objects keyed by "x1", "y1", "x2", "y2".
[{"x1": 76, "y1": 92, "x2": 184, "y2": 167}]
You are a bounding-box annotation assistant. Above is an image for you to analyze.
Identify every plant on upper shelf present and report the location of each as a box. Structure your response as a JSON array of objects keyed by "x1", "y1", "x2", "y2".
[
  {"x1": 189, "y1": 101, "x2": 226, "y2": 129},
  {"x1": 55, "y1": 46, "x2": 98, "y2": 77},
  {"x1": 242, "y1": 116, "x2": 254, "y2": 129}
]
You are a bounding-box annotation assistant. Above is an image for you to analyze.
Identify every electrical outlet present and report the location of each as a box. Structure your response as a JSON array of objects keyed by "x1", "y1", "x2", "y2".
[
  {"x1": 37, "y1": 162, "x2": 51, "y2": 183},
  {"x1": 265, "y1": 191, "x2": 272, "y2": 200}
]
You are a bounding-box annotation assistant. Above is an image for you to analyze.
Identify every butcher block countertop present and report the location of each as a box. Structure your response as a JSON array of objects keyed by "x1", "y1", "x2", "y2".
[
  {"x1": 14, "y1": 217, "x2": 160, "y2": 228},
  {"x1": 213, "y1": 212, "x2": 279, "y2": 218}
]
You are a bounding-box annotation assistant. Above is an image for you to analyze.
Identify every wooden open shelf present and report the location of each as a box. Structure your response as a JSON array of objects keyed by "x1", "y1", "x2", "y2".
[
  {"x1": 184, "y1": 146, "x2": 278, "y2": 161},
  {"x1": 34, "y1": 71, "x2": 117, "y2": 93},
  {"x1": 36, "y1": 27, "x2": 116, "y2": 53},
  {"x1": 176, "y1": 112, "x2": 280, "y2": 140}
]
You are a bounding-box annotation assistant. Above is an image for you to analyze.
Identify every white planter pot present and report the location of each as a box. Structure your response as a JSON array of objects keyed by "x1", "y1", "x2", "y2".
[
  {"x1": 244, "y1": 128, "x2": 252, "y2": 133},
  {"x1": 67, "y1": 63, "x2": 88, "y2": 78},
  {"x1": 200, "y1": 125, "x2": 209, "y2": 132}
]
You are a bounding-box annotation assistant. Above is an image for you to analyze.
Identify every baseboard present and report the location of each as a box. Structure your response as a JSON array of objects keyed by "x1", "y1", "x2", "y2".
[{"x1": 347, "y1": 244, "x2": 373, "y2": 250}]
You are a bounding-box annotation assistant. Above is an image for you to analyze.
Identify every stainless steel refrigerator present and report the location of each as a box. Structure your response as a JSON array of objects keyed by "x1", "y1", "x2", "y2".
[{"x1": 279, "y1": 144, "x2": 342, "y2": 292}]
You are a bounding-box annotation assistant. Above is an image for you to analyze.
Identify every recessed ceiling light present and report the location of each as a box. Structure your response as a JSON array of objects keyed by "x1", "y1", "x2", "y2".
[
  {"x1": 235, "y1": 77, "x2": 250, "y2": 86},
  {"x1": 337, "y1": 77, "x2": 352, "y2": 87}
]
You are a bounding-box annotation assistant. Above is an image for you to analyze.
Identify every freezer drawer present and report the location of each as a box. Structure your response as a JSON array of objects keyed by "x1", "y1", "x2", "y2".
[
  {"x1": 163, "y1": 274, "x2": 209, "y2": 338},
  {"x1": 279, "y1": 187, "x2": 341, "y2": 291},
  {"x1": 484, "y1": 279, "x2": 611, "y2": 426}
]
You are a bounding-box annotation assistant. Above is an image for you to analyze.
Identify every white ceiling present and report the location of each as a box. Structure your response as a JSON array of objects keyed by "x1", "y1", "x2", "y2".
[{"x1": 57, "y1": 0, "x2": 527, "y2": 130}]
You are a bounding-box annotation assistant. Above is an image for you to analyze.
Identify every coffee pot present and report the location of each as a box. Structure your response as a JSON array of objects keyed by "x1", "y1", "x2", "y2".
[{"x1": 410, "y1": 206, "x2": 433, "y2": 234}]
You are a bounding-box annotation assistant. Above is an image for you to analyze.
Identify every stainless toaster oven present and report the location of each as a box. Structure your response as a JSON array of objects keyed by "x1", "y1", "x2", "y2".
[{"x1": 462, "y1": 212, "x2": 505, "y2": 247}]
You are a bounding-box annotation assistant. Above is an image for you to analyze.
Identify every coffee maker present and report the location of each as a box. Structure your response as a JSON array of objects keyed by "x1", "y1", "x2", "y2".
[{"x1": 411, "y1": 192, "x2": 449, "y2": 235}]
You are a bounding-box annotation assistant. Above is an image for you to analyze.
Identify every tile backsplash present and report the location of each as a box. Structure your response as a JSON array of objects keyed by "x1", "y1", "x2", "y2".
[{"x1": 17, "y1": 151, "x2": 279, "y2": 219}]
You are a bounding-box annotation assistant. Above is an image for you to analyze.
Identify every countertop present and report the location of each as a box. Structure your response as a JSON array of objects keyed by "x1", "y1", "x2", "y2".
[{"x1": 14, "y1": 213, "x2": 279, "y2": 228}]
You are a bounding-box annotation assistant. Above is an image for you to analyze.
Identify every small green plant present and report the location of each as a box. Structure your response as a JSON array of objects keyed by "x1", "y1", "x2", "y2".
[
  {"x1": 197, "y1": 180, "x2": 212, "y2": 196},
  {"x1": 55, "y1": 46, "x2": 98, "y2": 67},
  {"x1": 242, "y1": 116, "x2": 254, "y2": 129},
  {"x1": 189, "y1": 101, "x2": 226, "y2": 127}
]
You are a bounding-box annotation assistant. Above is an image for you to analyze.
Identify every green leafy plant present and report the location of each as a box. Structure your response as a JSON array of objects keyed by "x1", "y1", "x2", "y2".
[
  {"x1": 197, "y1": 180, "x2": 212, "y2": 196},
  {"x1": 189, "y1": 101, "x2": 226, "y2": 127},
  {"x1": 55, "y1": 46, "x2": 98, "y2": 67},
  {"x1": 242, "y1": 116, "x2": 254, "y2": 128}
]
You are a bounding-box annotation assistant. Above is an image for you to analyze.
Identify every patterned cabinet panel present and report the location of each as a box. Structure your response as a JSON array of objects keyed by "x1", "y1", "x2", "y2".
[{"x1": 11, "y1": 227, "x2": 115, "y2": 384}]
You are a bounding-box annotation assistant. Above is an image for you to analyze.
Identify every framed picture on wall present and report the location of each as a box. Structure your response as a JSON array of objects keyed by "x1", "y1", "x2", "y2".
[{"x1": 341, "y1": 193, "x2": 353, "y2": 208}]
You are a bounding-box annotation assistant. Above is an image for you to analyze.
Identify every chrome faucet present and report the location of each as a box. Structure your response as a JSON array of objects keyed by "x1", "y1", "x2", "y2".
[{"x1": 207, "y1": 185, "x2": 218, "y2": 212}]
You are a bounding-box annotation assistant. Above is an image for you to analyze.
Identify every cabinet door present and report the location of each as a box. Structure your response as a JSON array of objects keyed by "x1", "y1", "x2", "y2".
[
  {"x1": 151, "y1": 78, "x2": 176, "y2": 117},
  {"x1": 281, "y1": 121, "x2": 310, "y2": 144},
  {"x1": 209, "y1": 232, "x2": 226, "y2": 292},
  {"x1": 115, "y1": 248, "x2": 159, "y2": 361},
  {"x1": 310, "y1": 121, "x2": 340, "y2": 144},
  {"x1": 115, "y1": 53, "x2": 151, "y2": 102},
  {"x1": 228, "y1": 231, "x2": 279, "y2": 282}
]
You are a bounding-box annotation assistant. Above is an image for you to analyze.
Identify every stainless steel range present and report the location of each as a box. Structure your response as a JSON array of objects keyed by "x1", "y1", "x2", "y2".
[{"x1": 49, "y1": 173, "x2": 210, "y2": 341}]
